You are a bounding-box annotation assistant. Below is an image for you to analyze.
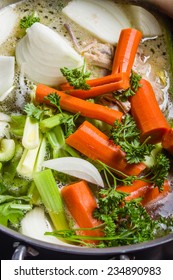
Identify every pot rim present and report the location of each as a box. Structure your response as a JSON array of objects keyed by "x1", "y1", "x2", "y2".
[{"x1": 1, "y1": 224, "x2": 173, "y2": 255}]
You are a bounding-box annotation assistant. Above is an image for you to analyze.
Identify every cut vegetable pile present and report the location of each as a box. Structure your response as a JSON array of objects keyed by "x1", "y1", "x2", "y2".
[{"x1": 0, "y1": 0, "x2": 173, "y2": 248}]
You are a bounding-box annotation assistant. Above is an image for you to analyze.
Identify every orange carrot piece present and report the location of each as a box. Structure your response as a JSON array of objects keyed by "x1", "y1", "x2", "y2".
[
  {"x1": 61, "y1": 180, "x2": 103, "y2": 243},
  {"x1": 141, "y1": 180, "x2": 171, "y2": 206},
  {"x1": 60, "y1": 72, "x2": 129, "y2": 94},
  {"x1": 130, "y1": 79, "x2": 170, "y2": 144},
  {"x1": 65, "y1": 120, "x2": 146, "y2": 176},
  {"x1": 117, "y1": 180, "x2": 151, "y2": 201},
  {"x1": 62, "y1": 77, "x2": 129, "y2": 99},
  {"x1": 112, "y1": 28, "x2": 142, "y2": 75},
  {"x1": 35, "y1": 84, "x2": 123, "y2": 126},
  {"x1": 162, "y1": 128, "x2": 173, "y2": 155}
]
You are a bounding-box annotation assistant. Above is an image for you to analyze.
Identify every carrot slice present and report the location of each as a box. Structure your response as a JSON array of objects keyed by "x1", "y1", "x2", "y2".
[
  {"x1": 162, "y1": 128, "x2": 173, "y2": 155},
  {"x1": 60, "y1": 72, "x2": 129, "y2": 98},
  {"x1": 62, "y1": 77, "x2": 129, "y2": 99},
  {"x1": 117, "y1": 180, "x2": 151, "y2": 201},
  {"x1": 117, "y1": 179, "x2": 171, "y2": 205},
  {"x1": 141, "y1": 180, "x2": 171, "y2": 206},
  {"x1": 61, "y1": 180, "x2": 103, "y2": 243},
  {"x1": 130, "y1": 79, "x2": 170, "y2": 144},
  {"x1": 112, "y1": 28, "x2": 142, "y2": 75},
  {"x1": 35, "y1": 84, "x2": 123, "y2": 126},
  {"x1": 65, "y1": 120, "x2": 146, "y2": 176}
]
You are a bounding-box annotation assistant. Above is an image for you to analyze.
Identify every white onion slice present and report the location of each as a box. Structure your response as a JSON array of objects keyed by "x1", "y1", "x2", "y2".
[
  {"x1": 42, "y1": 157, "x2": 104, "y2": 187},
  {"x1": 62, "y1": 0, "x2": 131, "y2": 45},
  {"x1": 0, "y1": 56, "x2": 15, "y2": 98},
  {"x1": 20, "y1": 207, "x2": 74, "y2": 246},
  {"x1": 0, "y1": 112, "x2": 11, "y2": 122},
  {"x1": 16, "y1": 22, "x2": 84, "y2": 86},
  {"x1": 0, "y1": 6, "x2": 18, "y2": 45},
  {"x1": 129, "y1": 5, "x2": 163, "y2": 37}
]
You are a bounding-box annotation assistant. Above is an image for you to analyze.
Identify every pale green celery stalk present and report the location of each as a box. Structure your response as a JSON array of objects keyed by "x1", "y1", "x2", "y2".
[
  {"x1": 0, "y1": 139, "x2": 15, "y2": 162},
  {"x1": 22, "y1": 116, "x2": 40, "y2": 149},
  {"x1": 33, "y1": 169, "x2": 69, "y2": 230},
  {"x1": 28, "y1": 136, "x2": 47, "y2": 205},
  {"x1": 47, "y1": 125, "x2": 80, "y2": 158},
  {"x1": 17, "y1": 135, "x2": 43, "y2": 180},
  {"x1": 40, "y1": 113, "x2": 64, "y2": 133},
  {"x1": 143, "y1": 143, "x2": 162, "y2": 168}
]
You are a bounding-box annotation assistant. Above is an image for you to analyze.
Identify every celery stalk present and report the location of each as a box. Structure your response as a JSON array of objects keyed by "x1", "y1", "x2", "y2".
[
  {"x1": 33, "y1": 169, "x2": 69, "y2": 230},
  {"x1": 47, "y1": 125, "x2": 80, "y2": 158},
  {"x1": 22, "y1": 116, "x2": 40, "y2": 149},
  {"x1": 40, "y1": 113, "x2": 64, "y2": 133}
]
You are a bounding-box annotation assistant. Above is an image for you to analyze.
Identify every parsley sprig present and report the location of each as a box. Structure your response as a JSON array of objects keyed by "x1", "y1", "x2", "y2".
[
  {"x1": 115, "y1": 71, "x2": 142, "y2": 101},
  {"x1": 60, "y1": 62, "x2": 91, "y2": 90},
  {"x1": 20, "y1": 11, "x2": 40, "y2": 31},
  {"x1": 110, "y1": 114, "x2": 154, "y2": 164}
]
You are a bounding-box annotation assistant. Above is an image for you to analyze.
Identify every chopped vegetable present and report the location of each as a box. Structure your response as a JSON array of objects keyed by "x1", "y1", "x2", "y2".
[
  {"x1": 117, "y1": 180, "x2": 150, "y2": 201},
  {"x1": 110, "y1": 114, "x2": 154, "y2": 164},
  {"x1": 0, "y1": 6, "x2": 18, "y2": 45},
  {"x1": 22, "y1": 117, "x2": 40, "y2": 150},
  {"x1": 33, "y1": 169, "x2": 69, "y2": 231},
  {"x1": 35, "y1": 84, "x2": 123, "y2": 126},
  {"x1": 62, "y1": 74, "x2": 130, "y2": 99},
  {"x1": 20, "y1": 207, "x2": 71, "y2": 245},
  {"x1": 20, "y1": 11, "x2": 40, "y2": 31},
  {"x1": 60, "y1": 62, "x2": 91, "y2": 90},
  {"x1": 0, "y1": 56, "x2": 15, "y2": 101},
  {"x1": 111, "y1": 28, "x2": 142, "y2": 75},
  {"x1": 128, "y1": 5, "x2": 163, "y2": 36},
  {"x1": 62, "y1": 0, "x2": 131, "y2": 45},
  {"x1": 42, "y1": 157, "x2": 104, "y2": 187},
  {"x1": 66, "y1": 120, "x2": 146, "y2": 176},
  {"x1": 142, "y1": 180, "x2": 171, "y2": 205},
  {"x1": 0, "y1": 139, "x2": 15, "y2": 162},
  {"x1": 162, "y1": 128, "x2": 173, "y2": 155},
  {"x1": 0, "y1": 195, "x2": 31, "y2": 230},
  {"x1": 16, "y1": 22, "x2": 84, "y2": 86},
  {"x1": 130, "y1": 79, "x2": 170, "y2": 144},
  {"x1": 61, "y1": 180, "x2": 103, "y2": 244}
]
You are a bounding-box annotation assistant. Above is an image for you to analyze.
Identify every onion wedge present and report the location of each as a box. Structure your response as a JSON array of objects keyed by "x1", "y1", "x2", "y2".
[
  {"x1": 0, "y1": 56, "x2": 15, "y2": 99},
  {"x1": 62, "y1": 0, "x2": 131, "y2": 45},
  {"x1": 16, "y1": 22, "x2": 84, "y2": 86},
  {"x1": 42, "y1": 157, "x2": 104, "y2": 187},
  {"x1": 0, "y1": 6, "x2": 18, "y2": 45}
]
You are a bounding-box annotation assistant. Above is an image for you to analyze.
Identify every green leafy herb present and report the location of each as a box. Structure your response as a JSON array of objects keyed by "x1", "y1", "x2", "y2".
[
  {"x1": 24, "y1": 103, "x2": 45, "y2": 120},
  {"x1": 0, "y1": 195, "x2": 32, "y2": 229},
  {"x1": 60, "y1": 62, "x2": 91, "y2": 90},
  {"x1": 97, "y1": 160, "x2": 137, "y2": 188},
  {"x1": 20, "y1": 12, "x2": 40, "y2": 31},
  {"x1": 45, "y1": 93, "x2": 62, "y2": 113},
  {"x1": 147, "y1": 152, "x2": 170, "y2": 190},
  {"x1": 110, "y1": 114, "x2": 154, "y2": 164},
  {"x1": 44, "y1": 93, "x2": 79, "y2": 137},
  {"x1": 115, "y1": 71, "x2": 142, "y2": 101}
]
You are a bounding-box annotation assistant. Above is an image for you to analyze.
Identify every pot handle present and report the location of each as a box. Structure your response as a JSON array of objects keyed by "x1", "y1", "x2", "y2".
[{"x1": 12, "y1": 243, "x2": 39, "y2": 260}]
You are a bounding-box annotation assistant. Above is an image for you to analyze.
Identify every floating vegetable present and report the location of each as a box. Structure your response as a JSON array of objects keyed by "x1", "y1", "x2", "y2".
[
  {"x1": 129, "y1": 5, "x2": 163, "y2": 37},
  {"x1": 0, "y1": 56, "x2": 15, "y2": 101},
  {"x1": 0, "y1": 6, "x2": 18, "y2": 45},
  {"x1": 42, "y1": 157, "x2": 104, "y2": 187},
  {"x1": 16, "y1": 22, "x2": 84, "y2": 86},
  {"x1": 62, "y1": 0, "x2": 131, "y2": 45}
]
